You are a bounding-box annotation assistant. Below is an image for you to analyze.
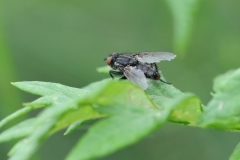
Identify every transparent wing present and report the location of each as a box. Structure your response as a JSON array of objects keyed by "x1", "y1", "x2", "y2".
[
  {"x1": 135, "y1": 52, "x2": 176, "y2": 63},
  {"x1": 123, "y1": 66, "x2": 148, "y2": 90}
]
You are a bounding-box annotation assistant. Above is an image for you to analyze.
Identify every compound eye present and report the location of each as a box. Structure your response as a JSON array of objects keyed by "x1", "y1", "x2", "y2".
[{"x1": 106, "y1": 56, "x2": 112, "y2": 65}]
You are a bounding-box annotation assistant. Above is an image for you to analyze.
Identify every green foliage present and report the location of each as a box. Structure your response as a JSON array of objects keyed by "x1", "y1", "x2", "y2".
[
  {"x1": 230, "y1": 142, "x2": 240, "y2": 160},
  {"x1": 1, "y1": 0, "x2": 239, "y2": 159},
  {"x1": 166, "y1": 0, "x2": 199, "y2": 55},
  {"x1": 67, "y1": 107, "x2": 169, "y2": 160},
  {"x1": 0, "y1": 2, "x2": 23, "y2": 118},
  {"x1": 198, "y1": 69, "x2": 240, "y2": 130},
  {"x1": 1, "y1": 67, "x2": 240, "y2": 160}
]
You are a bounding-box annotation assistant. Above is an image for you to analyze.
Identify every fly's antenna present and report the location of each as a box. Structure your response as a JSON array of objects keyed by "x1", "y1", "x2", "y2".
[
  {"x1": 160, "y1": 79, "x2": 172, "y2": 85},
  {"x1": 104, "y1": 55, "x2": 111, "y2": 61}
]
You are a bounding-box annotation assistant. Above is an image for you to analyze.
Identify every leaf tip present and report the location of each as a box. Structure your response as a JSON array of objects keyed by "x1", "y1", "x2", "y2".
[{"x1": 11, "y1": 82, "x2": 22, "y2": 88}]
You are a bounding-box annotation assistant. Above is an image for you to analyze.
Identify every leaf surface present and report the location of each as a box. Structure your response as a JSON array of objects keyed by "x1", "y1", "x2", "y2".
[
  {"x1": 67, "y1": 107, "x2": 169, "y2": 160},
  {"x1": 198, "y1": 69, "x2": 240, "y2": 130},
  {"x1": 230, "y1": 142, "x2": 240, "y2": 160}
]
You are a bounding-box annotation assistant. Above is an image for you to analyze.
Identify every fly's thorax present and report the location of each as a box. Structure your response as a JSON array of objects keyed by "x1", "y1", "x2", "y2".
[{"x1": 115, "y1": 54, "x2": 138, "y2": 67}]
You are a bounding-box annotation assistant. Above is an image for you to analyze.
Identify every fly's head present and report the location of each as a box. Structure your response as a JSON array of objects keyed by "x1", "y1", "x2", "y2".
[
  {"x1": 153, "y1": 71, "x2": 160, "y2": 80},
  {"x1": 104, "y1": 52, "x2": 118, "y2": 70}
]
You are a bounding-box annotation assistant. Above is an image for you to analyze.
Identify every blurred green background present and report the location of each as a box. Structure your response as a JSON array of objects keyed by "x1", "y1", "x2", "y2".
[{"x1": 1, "y1": 0, "x2": 240, "y2": 160}]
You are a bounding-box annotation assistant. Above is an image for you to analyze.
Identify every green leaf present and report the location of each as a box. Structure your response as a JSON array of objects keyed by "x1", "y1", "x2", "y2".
[
  {"x1": 1, "y1": 81, "x2": 90, "y2": 128},
  {"x1": 81, "y1": 80, "x2": 156, "y2": 112},
  {"x1": 166, "y1": 0, "x2": 199, "y2": 55},
  {"x1": 5, "y1": 79, "x2": 156, "y2": 160},
  {"x1": 55, "y1": 80, "x2": 155, "y2": 133},
  {"x1": 146, "y1": 79, "x2": 183, "y2": 107},
  {"x1": 50, "y1": 105, "x2": 102, "y2": 135},
  {"x1": 4, "y1": 74, "x2": 204, "y2": 160},
  {"x1": 198, "y1": 68, "x2": 240, "y2": 130},
  {"x1": 6, "y1": 103, "x2": 97, "y2": 160},
  {"x1": 3, "y1": 81, "x2": 99, "y2": 159},
  {"x1": 0, "y1": 118, "x2": 35, "y2": 142},
  {"x1": 1, "y1": 81, "x2": 88, "y2": 128},
  {"x1": 8, "y1": 119, "x2": 56, "y2": 160},
  {"x1": 0, "y1": 107, "x2": 32, "y2": 129},
  {"x1": 64, "y1": 120, "x2": 88, "y2": 135},
  {"x1": 146, "y1": 79, "x2": 202, "y2": 125},
  {"x1": 147, "y1": 79, "x2": 202, "y2": 125},
  {"x1": 12, "y1": 81, "x2": 89, "y2": 97},
  {"x1": 230, "y1": 142, "x2": 240, "y2": 160},
  {"x1": 167, "y1": 93, "x2": 202, "y2": 124},
  {"x1": 66, "y1": 107, "x2": 170, "y2": 160},
  {"x1": 96, "y1": 65, "x2": 111, "y2": 74}
]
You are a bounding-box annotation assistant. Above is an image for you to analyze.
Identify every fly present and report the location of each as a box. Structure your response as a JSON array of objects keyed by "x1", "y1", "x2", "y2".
[{"x1": 104, "y1": 52, "x2": 176, "y2": 90}]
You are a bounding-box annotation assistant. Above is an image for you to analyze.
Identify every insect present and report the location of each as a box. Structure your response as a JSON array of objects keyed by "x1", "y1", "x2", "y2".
[{"x1": 104, "y1": 52, "x2": 176, "y2": 90}]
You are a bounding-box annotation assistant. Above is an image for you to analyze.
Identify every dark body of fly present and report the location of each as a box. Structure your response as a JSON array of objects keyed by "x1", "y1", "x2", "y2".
[
  {"x1": 136, "y1": 63, "x2": 160, "y2": 80},
  {"x1": 104, "y1": 52, "x2": 176, "y2": 90},
  {"x1": 108, "y1": 54, "x2": 137, "y2": 69}
]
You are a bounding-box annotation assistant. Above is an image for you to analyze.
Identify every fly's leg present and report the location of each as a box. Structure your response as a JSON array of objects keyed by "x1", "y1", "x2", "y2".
[
  {"x1": 153, "y1": 63, "x2": 172, "y2": 85},
  {"x1": 153, "y1": 63, "x2": 158, "y2": 70},
  {"x1": 109, "y1": 70, "x2": 123, "y2": 79},
  {"x1": 119, "y1": 76, "x2": 127, "y2": 80},
  {"x1": 160, "y1": 79, "x2": 172, "y2": 85}
]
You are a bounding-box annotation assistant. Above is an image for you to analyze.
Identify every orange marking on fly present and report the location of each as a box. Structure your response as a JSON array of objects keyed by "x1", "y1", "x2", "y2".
[
  {"x1": 106, "y1": 56, "x2": 112, "y2": 65},
  {"x1": 154, "y1": 76, "x2": 160, "y2": 80}
]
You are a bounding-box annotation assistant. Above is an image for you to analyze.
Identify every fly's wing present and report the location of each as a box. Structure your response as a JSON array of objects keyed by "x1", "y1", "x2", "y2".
[
  {"x1": 135, "y1": 52, "x2": 176, "y2": 63},
  {"x1": 123, "y1": 66, "x2": 148, "y2": 90}
]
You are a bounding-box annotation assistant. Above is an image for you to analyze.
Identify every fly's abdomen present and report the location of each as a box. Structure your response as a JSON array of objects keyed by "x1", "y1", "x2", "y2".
[{"x1": 136, "y1": 63, "x2": 155, "y2": 79}]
